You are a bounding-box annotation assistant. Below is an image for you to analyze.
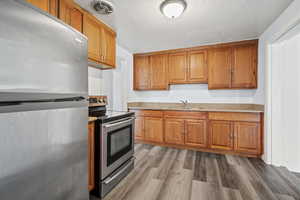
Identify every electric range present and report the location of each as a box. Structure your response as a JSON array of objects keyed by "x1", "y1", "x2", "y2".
[{"x1": 88, "y1": 96, "x2": 135, "y2": 198}]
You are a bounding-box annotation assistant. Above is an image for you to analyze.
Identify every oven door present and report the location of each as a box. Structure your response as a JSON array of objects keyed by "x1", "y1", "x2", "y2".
[{"x1": 101, "y1": 117, "x2": 135, "y2": 179}]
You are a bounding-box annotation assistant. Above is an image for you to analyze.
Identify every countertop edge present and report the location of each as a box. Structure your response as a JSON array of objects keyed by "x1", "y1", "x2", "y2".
[{"x1": 127, "y1": 107, "x2": 264, "y2": 113}]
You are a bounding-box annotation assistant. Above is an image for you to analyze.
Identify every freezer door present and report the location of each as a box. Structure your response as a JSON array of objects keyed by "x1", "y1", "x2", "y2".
[
  {"x1": 0, "y1": 0, "x2": 88, "y2": 101},
  {"x1": 0, "y1": 105, "x2": 88, "y2": 200}
]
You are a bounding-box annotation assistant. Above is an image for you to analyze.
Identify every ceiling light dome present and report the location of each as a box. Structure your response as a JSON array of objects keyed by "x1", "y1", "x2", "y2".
[{"x1": 160, "y1": 0, "x2": 187, "y2": 19}]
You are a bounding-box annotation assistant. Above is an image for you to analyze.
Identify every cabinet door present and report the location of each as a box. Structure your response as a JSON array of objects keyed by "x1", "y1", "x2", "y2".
[
  {"x1": 83, "y1": 13, "x2": 101, "y2": 62},
  {"x1": 234, "y1": 122, "x2": 261, "y2": 154},
  {"x1": 208, "y1": 48, "x2": 232, "y2": 89},
  {"x1": 144, "y1": 117, "x2": 164, "y2": 143},
  {"x1": 88, "y1": 122, "x2": 95, "y2": 191},
  {"x1": 134, "y1": 55, "x2": 150, "y2": 90},
  {"x1": 59, "y1": 0, "x2": 83, "y2": 32},
  {"x1": 150, "y1": 54, "x2": 169, "y2": 90},
  {"x1": 188, "y1": 50, "x2": 208, "y2": 83},
  {"x1": 231, "y1": 44, "x2": 257, "y2": 88},
  {"x1": 134, "y1": 117, "x2": 144, "y2": 140},
  {"x1": 168, "y1": 52, "x2": 187, "y2": 84},
  {"x1": 26, "y1": 0, "x2": 49, "y2": 13},
  {"x1": 209, "y1": 121, "x2": 233, "y2": 151},
  {"x1": 164, "y1": 118, "x2": 185, "y2": 145},
  {"x1": 185, "y1": 119, "x2": 207, "y2": 148},
  {"x1": 101, "y1": 28, "x2": 116, "y2": 67}
]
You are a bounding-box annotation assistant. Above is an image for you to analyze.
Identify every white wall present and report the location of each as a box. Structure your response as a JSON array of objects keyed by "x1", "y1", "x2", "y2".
[
  {"x1": 88, "y1": 45, "x2": 132, "y2": 111},
  {"x1": 259, "y1": 0, "x2": 300, "y2": 170},
  {"x1": 271, "y1": 35, "x2": 300, "y2": 173}
]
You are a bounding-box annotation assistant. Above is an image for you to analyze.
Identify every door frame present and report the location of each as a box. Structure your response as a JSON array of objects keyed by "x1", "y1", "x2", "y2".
[{"x1": 264, "y1": 18, "x2": 300, "y2": 165}]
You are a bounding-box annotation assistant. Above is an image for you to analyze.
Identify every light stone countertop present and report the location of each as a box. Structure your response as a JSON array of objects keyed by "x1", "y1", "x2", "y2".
[{"x1": 128, "y1": 102, "x2": 264, "y2": 113}]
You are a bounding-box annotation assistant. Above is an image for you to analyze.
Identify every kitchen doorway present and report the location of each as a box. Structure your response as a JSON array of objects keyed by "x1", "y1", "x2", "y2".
[{"x1": 269, "y1": 21, "x2": 300, "y2": 172}]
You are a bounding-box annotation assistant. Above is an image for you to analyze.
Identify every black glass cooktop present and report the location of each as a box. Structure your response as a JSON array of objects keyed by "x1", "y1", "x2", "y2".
[{"x1": 89, "y1": 108, "x2": 135, "y2": 123}]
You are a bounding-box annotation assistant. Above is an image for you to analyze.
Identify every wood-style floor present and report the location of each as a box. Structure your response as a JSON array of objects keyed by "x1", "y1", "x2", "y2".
[{"x1": 93, "y1": 144, "x2": 300, "y2": 200}]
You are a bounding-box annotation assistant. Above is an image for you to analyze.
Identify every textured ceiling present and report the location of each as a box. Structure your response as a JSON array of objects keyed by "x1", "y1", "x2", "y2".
[{"x1": 75, "y1": 0, "x2": 293, "y2": 53}]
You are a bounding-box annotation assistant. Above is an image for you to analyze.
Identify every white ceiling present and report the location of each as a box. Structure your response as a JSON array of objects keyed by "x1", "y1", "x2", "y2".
[{"x1": 75, "y1": 0, "x2": 293, "y2": 53}]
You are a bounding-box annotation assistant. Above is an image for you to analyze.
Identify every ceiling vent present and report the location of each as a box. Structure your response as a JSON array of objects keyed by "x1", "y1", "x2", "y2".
[{"x1": 92, "y1": 0, "x2": 114, "y2": 15}]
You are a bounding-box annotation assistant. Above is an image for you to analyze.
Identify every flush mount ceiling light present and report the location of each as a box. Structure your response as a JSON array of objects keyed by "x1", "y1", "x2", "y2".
[{"x1": 160, "y1": 0, "x2": 187, "y2": 19}]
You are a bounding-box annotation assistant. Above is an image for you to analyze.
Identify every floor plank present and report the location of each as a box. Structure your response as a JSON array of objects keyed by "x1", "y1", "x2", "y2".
[{"x1": 92, "y1": 144, "x2": 300, "y2": 200}]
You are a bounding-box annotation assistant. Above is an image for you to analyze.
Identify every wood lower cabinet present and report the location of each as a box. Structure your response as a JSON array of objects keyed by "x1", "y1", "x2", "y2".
[
  {"x1": 144, "y1": 117, "x2": 164, "y2": 143},
  {"x1": 164, "y1": 118, "x2": 185, "y2": 145},
  {"x1": 133, "y1": 110, "x2": 164, "y2": 143},
  {"x1": 131, "y1": 109, "x2": 263, "y2": 157},
  {"x1": 59, "y1": 0, "x2": 83, "y2": 32},
  {"x1": 209, "y1": 120, "x2": 233, "y2": 151},
  {"x1": 88, "y1": 122, "x2": 95, "y2": 191},
  {"x1": 185, "y1": 119, "x2": 207, "y2": 148},
  {"x1": 234, "y1": 122, "x2": 261, "y2": 154},
  {"x1": 134, "y1": 116, "x2": 145, "y2": 140}
]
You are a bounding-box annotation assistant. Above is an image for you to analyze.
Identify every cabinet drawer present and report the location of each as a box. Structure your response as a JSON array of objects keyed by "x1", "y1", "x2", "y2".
[
  {"x1": 130, "y1": 110, "x2": 163, "y2": 117},
  {"x1": 208, "y1": 112, "x2": 260, "y2": 122},
  {"x1": 164, "y1": 111, "x2": 207, "y2": 119}
]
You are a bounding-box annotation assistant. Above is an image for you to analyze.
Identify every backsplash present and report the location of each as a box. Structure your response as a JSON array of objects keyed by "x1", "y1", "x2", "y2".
[{"x1": 88, "y1": 66, "x2": 103, "y2": 96}]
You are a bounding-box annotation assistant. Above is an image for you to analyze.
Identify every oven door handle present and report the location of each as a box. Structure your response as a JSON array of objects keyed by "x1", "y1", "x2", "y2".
[
  {"x1": 103, "y1": 157, "x2": 135, "y2": 185},
  {"x1": 103, "y1": 117, "x2": 135, "y2": 130}
]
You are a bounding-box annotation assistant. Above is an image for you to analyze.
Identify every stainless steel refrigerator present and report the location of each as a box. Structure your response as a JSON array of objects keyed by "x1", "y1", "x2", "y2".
[{"x1": 0, "y1": 0, "x2": 89, "y2": 199}]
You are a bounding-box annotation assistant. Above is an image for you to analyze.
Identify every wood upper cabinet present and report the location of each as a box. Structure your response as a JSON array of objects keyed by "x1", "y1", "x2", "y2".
[
  {"x1": 26, "y1": 0, "x2": 58, "y2": 16},
  {"x1": 208, "y1": 47, "x2": 232, "y2": 89},
  {"x1": 150, "y1": 54, "x2": 168, "y2": 90},
  {"x1": 101, "y1": 28, "x2": 116, "y2": 67},
  {"x1": 231, "y1": 44, "x2": 257, "y2": 88},
  {"x1": 59, "y1": 0, "x2": 83, "y2": 32},
  {"x1": 185, "y1": 119, "x2": 207, "y2": 148},
  {"x1": 164, "y1": 118, "x2": 185, "y2": 145},
  {"x1": 134, "y1": 55, "x2": 150, "y2": 90},
  {"x1": 234, "y1": 122, "x2": 261, "y2": 154},
  {"x1": 209, "y1": 120, "x2": 234, "y2": 151},
  {"x1": 168, "y1": 52, "x2": 188, "y2": 84},
  {"x1": 83, "y1": 13, "x2": 101, "y2": 62},
  {"x1": 134, "y1": 116, "x2": 144, "y2": 140},
  {"x1": 144, "y1": 117, "x2": 164, "y2": 143},
  {"x1": 88, "y1": 122, "x2": 95, "y2": 191},
  {"x1": 188, "y1": 50, "x2": 208, "y2": 83},
  {"x1": 208, "y1": 41, "x2": 258, "y2": 89},
  {"x1": 83, "y1": 12, "x2": 116, "y2": 68}
]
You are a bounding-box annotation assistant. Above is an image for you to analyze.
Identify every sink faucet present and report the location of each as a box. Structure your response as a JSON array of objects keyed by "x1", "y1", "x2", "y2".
[{"x1": 180, "y1": 100, "x2": 188, "y2": 106}]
